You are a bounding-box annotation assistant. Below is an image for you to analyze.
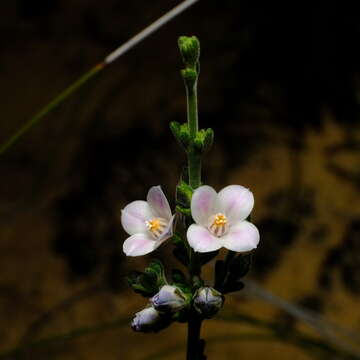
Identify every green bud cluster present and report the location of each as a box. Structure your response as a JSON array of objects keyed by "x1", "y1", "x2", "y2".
[
  {"x1": 170, "y1": 121, "x2": 214, "y2": 153},
  {"x1": 178, "y1": 36, "x2": 200, "y2": 69},
  {"x1": 127, "y1": 259, "x2": 167, "y2": 297},
  {"x1": 194, "y1": 128, "x2": 214, "y2": 152}
]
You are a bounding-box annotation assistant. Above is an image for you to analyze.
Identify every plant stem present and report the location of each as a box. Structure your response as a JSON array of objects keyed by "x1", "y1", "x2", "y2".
[
  {"x1": 186, "y1": 314, "x2": 202, "y2": 360},
  {"x1": 185, "y1": 80, "x2": 201, "y2": 189},
  {"x1": 184, "y1": 69, "x2": 203, "y2": 360}
]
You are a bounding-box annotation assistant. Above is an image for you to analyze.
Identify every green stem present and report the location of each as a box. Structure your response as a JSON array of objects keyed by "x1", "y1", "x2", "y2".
[
  {"x1": 178, "y1": 36, "x2": 203, "y2": 360},
  {"x1": 0, "y1": 63, "x2": 103, "y2": 156},
  {"x1": 184, "y1": 75, "x2": 203, "y2": 360},
  {"x1": 185, "y1": 80, "x2": 201, "y2": 189}
]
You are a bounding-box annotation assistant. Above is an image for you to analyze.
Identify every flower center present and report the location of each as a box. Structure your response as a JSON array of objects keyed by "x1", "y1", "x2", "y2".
[
  {"x1": 145, "y1": 217, "x2": 167, "y2": 239},
  {"x1": 208, "y1": 213, "x2": 229, "y2": 237}
]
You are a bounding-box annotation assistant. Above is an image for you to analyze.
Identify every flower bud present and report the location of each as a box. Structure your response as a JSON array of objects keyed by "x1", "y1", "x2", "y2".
[
  {"x1": 150, "y1": 285, "x2": 187, "y2": 313},
  {"x1": 178, "y1": 36, "x2": 200, "y2": 68},
  {"x1": 193, "y1": 287, "x2": 224, "y2": 318},
  {"x1": 131, "y1": 307, "x2": 162, "y2": 332}
]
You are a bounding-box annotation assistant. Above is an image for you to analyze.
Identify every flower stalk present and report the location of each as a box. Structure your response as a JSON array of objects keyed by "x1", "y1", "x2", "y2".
[
  {"x1": 122, "y1": 35, "x2": 259, "y2": 360},
  {"x1": 178, "y1": 35, "x2": 204, "y2": 360},
  {"x1": 179, "y1": 37, "x2": 202, "y2": 190}
]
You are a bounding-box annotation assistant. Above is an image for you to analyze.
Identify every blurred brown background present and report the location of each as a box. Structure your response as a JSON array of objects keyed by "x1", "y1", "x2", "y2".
[{"x1": 0, "y1": 0, "x2": 360, "y2": 359}]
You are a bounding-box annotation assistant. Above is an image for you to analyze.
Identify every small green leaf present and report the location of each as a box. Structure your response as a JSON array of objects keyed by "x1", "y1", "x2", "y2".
[
  {"x1": 172, "y1": 269, "x2": 187, "y2": 284},
  {"x1": 169, "y1": 121, "x2": 180, "y2": 139},
  {"x1": 127, "y1": 271, "x2": 158, "y2": 297},
  {"x1": 223, "y1": 281, "x2": 245, "y2": 294}
]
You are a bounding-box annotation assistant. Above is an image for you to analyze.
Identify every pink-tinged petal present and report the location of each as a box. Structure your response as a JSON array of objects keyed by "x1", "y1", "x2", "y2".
[
  {"x1": 147, "y1": 186, "x2": 172, "y2": 220},
  {"x1": 121, "y1": 200, "x2": 154, "y2": 235},
  {"x1": 218, "y1": 185, "x2": 254, "y2": 222},
  {"x1": 187, "y1": 224, "x2": 222, "y2": 253},
  {"x1": 155, "y1": 215, "x2": 175, "y2": 245},
  {"x1": 191, "y1": 186, "x2": 219, "y2": 226},
  {"x1": 123, "y1": 233, "x2": 157, "y2": 256},
  {"x1": 222, "y1": 220, "x2": 259, "y2": 252}
]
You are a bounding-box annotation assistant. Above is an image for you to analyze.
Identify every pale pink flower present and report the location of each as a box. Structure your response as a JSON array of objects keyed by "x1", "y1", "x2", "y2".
[
  {"x1": 187, "y1": 185, "x2": 259, "y2": 253},
  {"x1": 121, "y1": 186, "x2": 175, "y2": 256}
]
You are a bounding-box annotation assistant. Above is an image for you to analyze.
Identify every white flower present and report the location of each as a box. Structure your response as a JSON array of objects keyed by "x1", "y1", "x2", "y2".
[
  {"x1": 131, "y1": 307, "x2": 161, "y2": 332},
  {"x1": 121, "y1": 186, "x2": 175, "y2": 256},
  {"x1": 187, "y1": 185, "x2": 260, "y2": 253},
  {"x1": 150, "y1": 285, "x2": 187, "y2": 313}
]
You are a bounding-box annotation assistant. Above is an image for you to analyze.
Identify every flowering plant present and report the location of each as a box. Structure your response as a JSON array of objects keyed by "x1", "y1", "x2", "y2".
[{"x1": 121, "y1": 36, "x2": 260, "y2": 360}]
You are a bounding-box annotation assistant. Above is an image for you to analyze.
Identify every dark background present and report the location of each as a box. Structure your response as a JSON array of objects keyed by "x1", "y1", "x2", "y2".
[{"x1": 0, "y1": 1, "x2": 360, "y2": 359}]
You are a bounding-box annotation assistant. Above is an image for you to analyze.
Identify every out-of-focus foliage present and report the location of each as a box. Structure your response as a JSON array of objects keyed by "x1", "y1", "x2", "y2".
[{"x1": 0, "y1": 1, "x2": 359, "y2": 359}]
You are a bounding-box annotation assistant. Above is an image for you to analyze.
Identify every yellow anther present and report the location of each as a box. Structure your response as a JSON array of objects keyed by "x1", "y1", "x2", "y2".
[
  {"x1": 146, "y1": 219, "x2": 161, "y2": 231},
  {"x1": 208, "y1": 213, "x2": 228, "y2": 237},
  {"x1": 214, "y1": 214, "x2": 227, "y2": 226},
  {"x1": 145, "y1": 217, "x2": 167, "y2": 239}
]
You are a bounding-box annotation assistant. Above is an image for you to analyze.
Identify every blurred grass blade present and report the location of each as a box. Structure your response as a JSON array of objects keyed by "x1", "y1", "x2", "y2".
[
  {"x1": 241, "y1": 279, "x2": 360, "y2": 357},
  {"x1": 0, "y1": 64, "x2": 103, "y2": 156},
  {"x1": 0, "y1": 317, "x2": 130, "y2": 360},
  {"x1": 0, "y1": 0, "x2": 200, "y2": 157},
  {"x1": 105, "y1": 0, "x2": 200, "y2": 64}
]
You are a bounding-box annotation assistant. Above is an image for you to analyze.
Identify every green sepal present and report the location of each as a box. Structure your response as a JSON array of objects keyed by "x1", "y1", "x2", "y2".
[
  {"x1": 179, "y1": 123, "x2": 190, "y2": 147},
  {"x1": 194, "y1": 129, "x2": 206, "y2": 151},
  {"x1": 171, "y1": 233, "x2": 184, "y2": 246},
  {"x1": 127, "y1": 259, "x2": 167, "y2": 297},
  {"x1": 176, "y1": 205, "x2": 191, "y2": 217},
  {"x1": 171, "y1": 269, "x2": 192, "y2": 294},
  {"x1": 169, "y1": 121, "x2": 180, "y2": 137},
  {"x1": 127, "y1": 271, "x2": 158, "y2": 297},
  {"x1": 194, "y1": 128, "x2": 214, "y2": 152},
  {"x1": 178, "y1": 36, "x2": 200, "y2": 69},
  {"x1": 172, "y1": 268, "x2": 188, "y2": 285},
  {"x1": 192, "y1": 275, "x2": 204, "y2": 290},
  {"x1": 169, "y1": 121, "x2": 181, "y2": 144},
  {"x1": 181, "y1": 68, "x2": 197, "y2": 87},
  {"x1": 170, "y1": 121, "x2": 190, "y2": 148},
  {"x1": 203, "y1": 128, "x2": 214, "y2": 151},
  {"x1": 176, "y1": 181, "x2": 193, "y2": 208},
  {"x1": 145, "y1": 259, "x2": 167, "y2": 288}
]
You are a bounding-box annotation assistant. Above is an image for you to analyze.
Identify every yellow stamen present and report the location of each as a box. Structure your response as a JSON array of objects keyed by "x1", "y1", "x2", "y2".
[
  {"x1": 145, "y1": 217, "x2": 167, "y2": 239},
  {"x1": 209, "y1": 213, "x2": 228, "y2": 237}
]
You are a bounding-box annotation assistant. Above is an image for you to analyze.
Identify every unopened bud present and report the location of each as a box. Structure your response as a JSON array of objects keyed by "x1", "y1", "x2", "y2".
[
  {"x1": 131, "y1": 307, "x2": 163, "y2": 332},
  {"x1": 150, "y1": 285, "x2": 187, "y2": 313},
  {"x1": 193, "y1": 287, "x2": 224, "y2": 318},
  {"x1": 178, "y1": 36, "x2": 200, "y2": 68}
]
